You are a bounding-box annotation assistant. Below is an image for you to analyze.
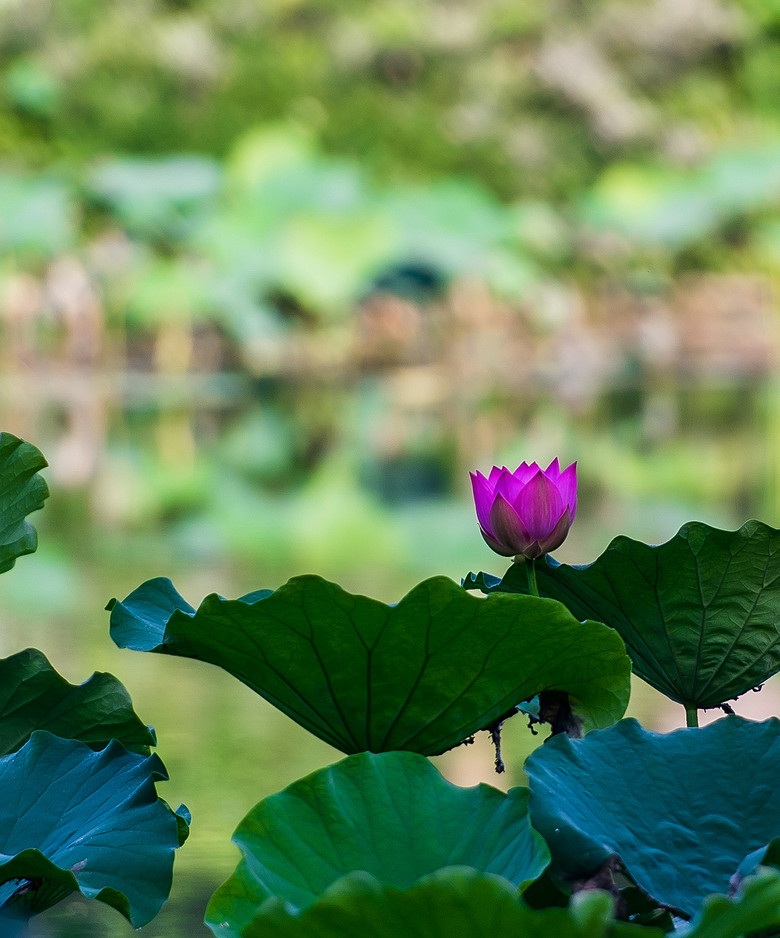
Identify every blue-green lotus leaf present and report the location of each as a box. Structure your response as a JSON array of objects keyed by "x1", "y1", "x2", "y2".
[
  {"x1": 211, "y1": 869, "x2": 661, "y2": 938},
  {"x1": 680, "y1": 868, "x2": 780, "y2": 938},
  {"x1": 206, "y1": 751, "x2": 550, "y2": 935},
  {"x1": 109, "y1": 575, "x2": 630, "y2": 755},
  {"x1": 466, "y1": 521, "x2": 780, "y2": 710},
  {"x1": 0, "y1": 731, "x2": 188, "y2": 928},
  {"x1": 526, "y1": 716, "x2": 780, "y2": 917},
  {"x1": 0, "y1": 648, "x2": 155, "y2": 755},
  {"x1": 0, "y1": 433, "x2": 48, "y2": 575}
]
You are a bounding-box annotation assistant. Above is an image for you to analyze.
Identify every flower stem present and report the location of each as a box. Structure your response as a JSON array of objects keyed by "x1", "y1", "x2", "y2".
[
  {"x1": 684, "y1": 705, "x2": 699, "y2": 727},
  {"x1": 526, "y1": 557, "x2": 539, "y2": 597}
]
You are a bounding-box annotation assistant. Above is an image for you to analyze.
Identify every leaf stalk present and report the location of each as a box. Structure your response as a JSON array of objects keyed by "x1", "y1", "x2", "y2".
[{"x1": 526, "y1": 558, "x2": 539, "y2": 597}]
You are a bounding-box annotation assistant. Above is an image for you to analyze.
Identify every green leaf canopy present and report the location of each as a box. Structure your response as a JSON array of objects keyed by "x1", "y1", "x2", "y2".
[
  {"x1": 0, "y1": 648, "x2": 155, "y2": 755},
  {"x1": 467, "y1": 521, "x2": 780, "y2": 710},
  {"x1": 0, "y1": 731, "x2": 188, "y2": 928},
  {"x1": 109, "y1": 574, "x2": 631, "y2": 755},
  {"x1": 217, "y1": 870, "x2": 661, "y2": 938},
  {"x1": 0, "y1": 433, "x2": 48, "y2": 575},
  {"x1": 206, "y1": 751, "x2": 550, "y2": 935},
  {"x1": 526, "y1": 716, "x2": 780, "y2": 916}
]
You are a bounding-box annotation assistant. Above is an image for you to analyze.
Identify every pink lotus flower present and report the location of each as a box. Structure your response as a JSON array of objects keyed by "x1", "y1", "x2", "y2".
[{"x1": 470, "y1": 459, "x2": 577, "y2": 559}]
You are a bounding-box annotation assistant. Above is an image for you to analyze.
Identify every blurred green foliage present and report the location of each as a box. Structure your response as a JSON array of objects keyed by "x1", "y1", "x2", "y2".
[
  {"x1": 5, "y1": 126, "x2": 780, "y2": 331},
  {"x1": 0, "y1": 0, "x2": 774, "y2": 195},
  {"x1": 1, "y1": 0, "x2": 780, "y2": 275},
  {"x1": 2, "y1": 0, "x2": 780, "y2": 330}
]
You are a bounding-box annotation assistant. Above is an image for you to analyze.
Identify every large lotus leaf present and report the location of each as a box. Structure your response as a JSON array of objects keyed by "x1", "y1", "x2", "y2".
[
  {"x1": 680, "y1": 868, "x2": 780, "y2": 938},
  {"x1": 212, "y1": 869, "x2": 661, "y2": 938},
  {"x1": 0, "y1": 433, "x2": 48, "y2": 575},
  {"x1": 0, "y1": 648, "x2": 155, "y2": 755},
  {"x1": 526, "y1": 716, "x2": 780, "y2": 917},
  {"x1": 108, "y1": 574, "x2": 631, "y2": 755},
  {"x1": 206, "y1": 750, "x2": 550, "y2": 934},
  {"x1": 0, "y1": 731, "x2": 188, "y2": 928},
  {"x1": 466, "y1": 521, "x2": 780, "y2": 710}
]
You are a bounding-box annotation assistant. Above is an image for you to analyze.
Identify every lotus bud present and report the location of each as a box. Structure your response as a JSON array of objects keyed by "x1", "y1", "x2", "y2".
[{"x1": 470, "y1": 459, "x2": 577, "y2": 560}]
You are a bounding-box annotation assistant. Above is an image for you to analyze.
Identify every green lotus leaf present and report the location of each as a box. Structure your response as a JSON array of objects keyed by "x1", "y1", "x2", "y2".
[
  {"x1": 211, "y1": 868, "x2": 661, "y2": 938},
  {"x1": 0, "y1": 433, "x2": 48, "y2": 575},
  {"x1": 108, "y1": 574, "x2": 631, "y2": 755},
  {"x1": 0, "y1": 648, "x2": 155, "y2": 756},
  {"x1": 680, "y1": 868, "x2": 780, "y2": 938},
  {"x1": 0, "y1": 731, "x2": 188, "y2": 928},
  {"x1": 526, "y1": 716, "x2": 780, "y2": 917},
  {"x1": 466, "y1": 520, "x2": 780, "y2": 710},
  {"x1": 206, "y1": 750, "x2": 550, "y2": 936}
]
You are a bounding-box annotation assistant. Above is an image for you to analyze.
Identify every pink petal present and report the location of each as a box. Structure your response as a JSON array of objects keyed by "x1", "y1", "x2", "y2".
[
  {"x1": 515, "y1": 471, "x2": 565, "y2": 542},
  {"x1": 487, "y1": 466, "x2": 504, "y2": 487},
  {"x1": 544, "y1": 457, "x2": 561, "y2": 481},
  {"x1": 489, "y1": 492, "x2": 531, "y2": 555},
  {"x1": 470, "y1": 472, "x2": 496, "y2": 534},
  {"x1": 513, "y1": 461, "x2": 540, "y2": 485},
  {"x1": 557, "y1": 461, "x2": 578, "y2": 518},
  {"x1": 538, "y1": 507, "x2": 572, "y2": 554},
  {"x1": 495, "y1": 467, "x2": 524, "y2": 504},
  {"x1": 478, "y1": 525, "x2": 516, "y2": 557}
]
